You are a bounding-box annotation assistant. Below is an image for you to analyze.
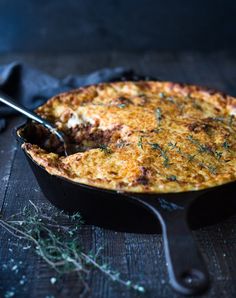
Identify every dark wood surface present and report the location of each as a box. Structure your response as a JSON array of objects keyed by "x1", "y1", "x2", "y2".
[{"x1": 0, "y1": 52, "x2": 236, "y2": 298}]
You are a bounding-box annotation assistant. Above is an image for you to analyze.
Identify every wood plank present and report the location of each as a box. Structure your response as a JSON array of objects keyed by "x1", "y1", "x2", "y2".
[{"x1": 0, "y1": 117, "x2": 21, "y2": 212}]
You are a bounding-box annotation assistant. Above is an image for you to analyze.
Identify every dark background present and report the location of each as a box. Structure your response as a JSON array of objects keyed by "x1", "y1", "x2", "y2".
[{"x1": 0, "y1": 0, "x2": 236, "y2": 53}]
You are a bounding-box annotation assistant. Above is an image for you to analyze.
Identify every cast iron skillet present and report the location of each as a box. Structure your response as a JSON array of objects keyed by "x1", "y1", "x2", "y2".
[{"x1": 15, "y1": 121, "x2": 236, "y2": 296}]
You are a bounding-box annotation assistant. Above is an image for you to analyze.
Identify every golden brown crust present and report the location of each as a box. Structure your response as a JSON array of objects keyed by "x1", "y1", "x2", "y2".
[{"x1": 23, "y1": 81, "x2": 236, "y2": 193}]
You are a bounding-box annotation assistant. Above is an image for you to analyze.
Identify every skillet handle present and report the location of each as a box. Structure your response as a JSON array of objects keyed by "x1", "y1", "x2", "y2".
[
  {"x1": 160, "y1": 209, "x2": 209, "y2": 295},
  {"x1": 133, "y1": 197, "x2": 209, "y2": 295}
]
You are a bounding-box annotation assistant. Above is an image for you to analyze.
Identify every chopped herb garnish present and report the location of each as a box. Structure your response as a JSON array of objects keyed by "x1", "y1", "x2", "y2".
[
  {"x1": 187, "y1": 135, "x2": 202, "y2": 150},
  {"x1": 163, "y1": 157, "x2": 170, "y2": 168},
  {"x1": 155, "y1": 108, "x2": 162, "y2": 125},
  {"x1": 159, "y1": 92, "x2": 165, "y2": 98},
  {"x1": 229, "y1": 115, "x2": 234, "y2": 127},
  {"x1": 187, "y1": 135, "x2": 212, "y2": 154},
  {"x1": 187, "y1": 135, "x2": 197, "y2": 144},
  {"x1": 168, "y1": 142, "x2": 177, "y2": 150},
  {"x1": 187, "y1": 135, "x2": 224, "y2": 161},
  {"x1": 137, "y1": 136, "x2": 143, "y2": 150},
  {"x1": 153, "y1": 128, "x2": 161, "y2": 133},
  {"x1": 222, "y1": 141, "x2": 230, "y2": 150},
  {"x1": 116, "y1": 140, "x2": 127, "y2": 148},
  {"x1": 148, "y1": 142, "x2": 169, "y2": 167},
  {"x1": 117, "y1": 103, "x2": 126, "y2": 108},
  {"x1": 187, "y1": 154, "x2": 196, "y2": 162},
  {"x1": 199, "y1": 145, "x2": 212, "y2": 154},
  {"x1": 215, "y1": 151, "x2": 223, "y2": 160},
  {"x1": 168, "y1": 141, "x2": 197, "y2": 162},
  {"x1": 159, "y1": 93, "x2": 175, "y2": 103},
  {"x1": 167, "y1": 175, "x2": 177, "y2": 181},
  {"x1": 99, "y1": 144, "x2": 112, "y2": 154},
  {"x1": 198, "y1": 162, "x2": 217, "y2": 175},
  {"x1": 165, "y1": 96, "x2": 175, "y2": 103},
  {"x1": 192, "y1": 101, "x2": 203, "y2": 110},
  {"x1": 176, "y1": 147, "x2": 182, "y2": 154},
  {"x1": 212, "y1": 117, "x2": 225, "y2": 122},
  {"x1": 207, "y1": 165, "x2": 217, "y2": 175},
  {"x1": 148, "y1": 143, "x2": 162, "y2": 150},
  {"x1": 177, "y1": 103, "x2": 185, "y2": 114}
]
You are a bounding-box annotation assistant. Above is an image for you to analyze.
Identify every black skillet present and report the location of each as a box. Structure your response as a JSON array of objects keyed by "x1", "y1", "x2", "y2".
[{"x1": 15, "y1": 120, "x2": 236, "y2": 296}]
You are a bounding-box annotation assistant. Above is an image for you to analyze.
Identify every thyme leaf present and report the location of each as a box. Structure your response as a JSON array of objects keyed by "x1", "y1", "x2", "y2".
[
  {"x1": 198, "y1": 162, "x2": 217, "y2": 175},
  {"x1": 212, "y1": 117, "x2": 225, "y2": 123},
  {"x1": 99, "y1": 144, "x2": 113, "y2": 154},
  {"x1": 222, "y1": 141, "x2": 230, "y2": 150},
  {"x1": 152, "y1": 128, "x2": 161, "y2": 133},
  {"x1": 149, "y1": 143, "x2": 162, "y2": 150},
  {"x1": 215, "y1": 151, "x2": 223, "y2": 160},
  {"x1": 192, "y1": 101, "x2": 203, "y2": 110},
  {"x1": 165, "y1": 96, "x2": 175, "y2": 103},
  {"x1": 168, "y1": 141, "x2": 196, "y2": 162},
  {"x1": 117, "y1": 103, "x2": 126, "y2": 108},
  {"x1": 159, "y1": 92, "x2": 175, "y2": 103},
  {"x1": 116, "y1": 139, "x2": 127, "y2": 148},
  {"x1": 186, "y1": 154, "x2": 196, "y2": 162},
  {"x1": 155, "y1": 108, "x2": 162, "y2": 125},
  {"x1": 207, "y1": 165, "x2": 217, "y2": 175},
  {"x1": 148, "y1": 142, "x2": 169, "y2": 167},
  {"x1": 187, "y1": 135, "x2": 224, "y2": 162},
  {"x1": 166, "y1": 175, "x2": 177, "y2": 181},
  {"x1": 228, "y1": 115, "x2": 234, "y2": 127},
  {"x1": 187, "y1": 135, "x2": 213, "y2": 154},
  {"x1": 168, "y1": 142, "x2": 177, "y2": 150},
  {"x1": 137, "y1": 136, "x2": 143, "y2": 150}
]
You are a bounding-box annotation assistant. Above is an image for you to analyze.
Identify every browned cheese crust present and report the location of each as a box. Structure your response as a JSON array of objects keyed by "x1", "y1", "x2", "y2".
[{"x1": 23, "y1": 81, "x2": 236, "y2": 193}]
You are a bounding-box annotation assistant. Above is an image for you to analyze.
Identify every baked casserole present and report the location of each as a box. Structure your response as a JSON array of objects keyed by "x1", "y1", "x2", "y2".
[{"x1": 23, "y1": 81, "x2": 236, "y2": 193}]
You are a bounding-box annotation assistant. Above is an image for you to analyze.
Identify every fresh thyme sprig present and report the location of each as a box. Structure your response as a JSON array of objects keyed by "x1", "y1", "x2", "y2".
[
  {"x1": 187, "y1": 135, "x2": 212, "y2": 154},
  {"x1": 192, "y1": 101, "x2": 203, "y2": 111},
  {"x1": 148, "y1": 142, "x2": 169, "y2": 167},
  {"x1": 158, "y1": 92, "x2": 165, "y2": 99},
  {"x1": 229, "y1": 115, "x2": 234, "y2": 127},
  {"x1": 168, "y1": 141, "x2": 177, "y2": 150},
  {"x1": 155, "y1": 108, "x2": 162, "y2": 125},
  {"x1": 99, "y1": 144, "x2": 113, "y2": 154},
  {"x1": 166, "y1": 175, "x2": 177, "y2": 181},
  {"x1": 167, "y1": 141, "x2": 217, "y2": 174},
  {"x1": 215, "y1": 151, "x2": 223, "y2": 160},
  {"x1": 159, "y1": 92, "x2": 175, "y2": 103},
  {"x1": 168, "y1": 141, "x2": 195, "y2": 162},
  {"x1": 187, "y1": 135, "x2": 223, "y2": 160},
  {"x1": 117, "y1": 103, "x2": 127, "y2": 109},
  {"x1": 0, "y1": 201, "x2": 145, "y2": 294},
  {"x1": 198, "y1": 162, "x2": 217, "y2": 175},
  {"x1": 137, "y1": 136, "x2": 143, "y2": 150},
  {"x1": 222, "y1": 141, "x2": 230, "y2": 150}
]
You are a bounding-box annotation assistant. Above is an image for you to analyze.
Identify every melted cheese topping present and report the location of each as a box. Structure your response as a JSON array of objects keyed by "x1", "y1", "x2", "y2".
[{"x1": 23, "y1": 81, "x2": 236, "y2": 193}]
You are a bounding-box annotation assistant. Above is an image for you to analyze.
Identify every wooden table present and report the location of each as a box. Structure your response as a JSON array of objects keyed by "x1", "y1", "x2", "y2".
[{"x1": 0, "y1": 52, "x2": 236, "y2": 298}]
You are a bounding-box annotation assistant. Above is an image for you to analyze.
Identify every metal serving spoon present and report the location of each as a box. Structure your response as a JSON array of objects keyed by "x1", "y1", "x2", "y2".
[{"x1": 0, "y1": 91, "x2": 71, "y2": 156}]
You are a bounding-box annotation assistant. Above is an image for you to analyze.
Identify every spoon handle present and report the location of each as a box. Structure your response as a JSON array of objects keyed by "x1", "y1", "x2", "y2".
[
  {"x1": 0, "y1": 91, "x2": 69, "y2": 155},
  {"x1": 0, "y1": 91, "x2": 55, "y2": 131}
]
